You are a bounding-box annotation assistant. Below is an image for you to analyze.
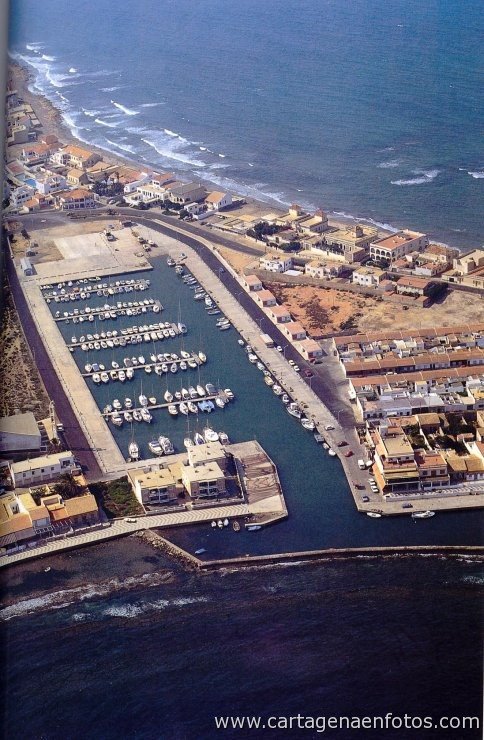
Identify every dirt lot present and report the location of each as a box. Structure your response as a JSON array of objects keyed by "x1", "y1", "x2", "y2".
[
  {"x1": 266, "y1": 283, "x2": 484, "y2": 337},
  {"x1": 0, "y1": 281, "x2": 50, "y2": 419},
  {"x1": 9, "y1": 230, "x2": 62, "y2": 264}
]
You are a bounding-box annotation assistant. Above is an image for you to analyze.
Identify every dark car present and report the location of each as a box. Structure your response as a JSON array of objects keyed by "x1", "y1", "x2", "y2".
[
  {"x1": 362, "y1": 495, "x2": 370, "y2": 503},
  {"x1": 304, "y1": 369, "x2": 314, "y2": 378},
  {"x1": 337, "y1": 440, "x2": 348, "y2": 447},
  {"x1": 344, "y1": 450, "x2": 353, "y2": 457}
]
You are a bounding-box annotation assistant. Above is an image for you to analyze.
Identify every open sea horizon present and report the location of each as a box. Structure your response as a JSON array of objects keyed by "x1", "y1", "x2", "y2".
[{"x1": 8, "y1": 0, "x2": 484, "y2": 248}]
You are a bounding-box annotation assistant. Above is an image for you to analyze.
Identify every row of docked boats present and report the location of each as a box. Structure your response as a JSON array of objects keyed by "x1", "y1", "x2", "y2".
[
  {"x1": 242, "y1": 341, "x2": 318, "y2": 434},
  {"x1": 54, "y1": 298, "x2": 161, "y2": 323},
  {"x1": 88, "y1": 351, "x2": 206, "y2": 382},
  {"x1": 74, "y1": 321, "x2": 185, "y2": 351},
  {"x1": 44, "y1": 278, "x2": 151, "y2": 303},
  {"x1": 179, "y1": 271, "x2": 232, "y2": 330},
  {"x1": 184, "y1": 427, "x2": 229, "y2": 449}
]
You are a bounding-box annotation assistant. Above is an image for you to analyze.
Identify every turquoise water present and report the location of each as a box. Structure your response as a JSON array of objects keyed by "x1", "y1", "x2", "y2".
[
  {"x1": 9, "y1": 0, "x2": 484, "y2": 247},
  {"x1": 51, "y1": 258, "x2": 483, "y2": 555}
]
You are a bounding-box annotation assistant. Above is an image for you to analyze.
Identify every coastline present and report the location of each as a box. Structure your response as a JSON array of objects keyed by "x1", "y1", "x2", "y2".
[{"x1": 8, "y1": 60, "x2": 390, "y2": 236}]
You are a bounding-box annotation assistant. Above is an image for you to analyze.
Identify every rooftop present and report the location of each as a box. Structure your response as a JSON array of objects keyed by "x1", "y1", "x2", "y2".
[{"x1": 0, "y1": 412, "x2": 39, "y2": 438}]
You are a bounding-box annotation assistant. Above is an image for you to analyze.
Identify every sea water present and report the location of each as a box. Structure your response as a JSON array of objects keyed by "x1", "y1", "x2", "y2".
[{"x1": 8, "y1": 0, "x2": 484, "y2": 248}]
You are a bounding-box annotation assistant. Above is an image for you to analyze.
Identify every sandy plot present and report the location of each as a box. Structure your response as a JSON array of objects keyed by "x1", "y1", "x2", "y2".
[{"x1": 54, "y1": 233, "x2": 107, "y2": 260}]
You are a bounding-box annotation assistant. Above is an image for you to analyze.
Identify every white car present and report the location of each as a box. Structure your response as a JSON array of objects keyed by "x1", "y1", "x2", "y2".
[
  {"x1": 324, "y1": 424, "x2": 335, "y2": 431},
  {"x1": 276, "y1": 345, "x2": 283, "y2": 352},
  {"x1": 124, "y1": 517, "x2": 137, "y2": 523},
  {"x1": 294, "y1": 365, "x2": 300, "y2": 372},
  {"x1": 288, "y1": 359, "x2": 295, "y2": 366}
]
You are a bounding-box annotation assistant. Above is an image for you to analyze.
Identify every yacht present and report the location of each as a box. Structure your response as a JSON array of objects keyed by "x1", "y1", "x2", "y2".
[
  {"x1": 159, "y1": 436, "x2": 174, "y2": 455},
  {"x1": 128, "y1": 441, "x2": 139, "y2": 461},
  {"x1": 148, "y1": 439, "x2": 164, "y2": 456}
]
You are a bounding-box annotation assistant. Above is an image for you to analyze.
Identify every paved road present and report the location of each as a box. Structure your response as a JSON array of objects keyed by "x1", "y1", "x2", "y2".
[{"x1": 5, "y1": 256, "x2": 103, "y2": 479}]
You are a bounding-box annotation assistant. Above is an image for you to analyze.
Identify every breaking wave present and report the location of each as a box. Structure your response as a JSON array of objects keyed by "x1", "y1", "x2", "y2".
[
  {"x1": 141, "y1": 130, "x2": 207, "y2": 168},
  {"x1": 42, "y1": 54, "x2": 56, "y2": 61},
  {"x1": 111, "y1": 100, "x2": 139, "y2": 116},
  {"x1": 467, "y1": 170, "x2": 484, "y2": 179},
  {"x1": 95, "y1": 117, "x2": 118, "y2": 128},
  {"x1": 105, "y1": 138, "x2": 137, "y2": 154},
  {"x1": 377, "y1": 159, "x2": 402, "y2": 169},
  {"x1": 391, "y1": 169, "x2": 440, "y2": 186},
  {"x1": 102, "y1": 596, "x2": 209, "y2": 620}
]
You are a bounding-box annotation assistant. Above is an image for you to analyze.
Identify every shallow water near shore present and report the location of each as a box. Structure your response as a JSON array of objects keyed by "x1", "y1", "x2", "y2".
[{"x1": 9, "y1": 0, "x2": 484, "y2": 247}]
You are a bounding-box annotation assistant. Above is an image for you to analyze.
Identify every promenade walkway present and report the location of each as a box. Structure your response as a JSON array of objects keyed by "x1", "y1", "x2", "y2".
[{"x1": 0, "y1": 502, "x2": 250, "y2": 568}]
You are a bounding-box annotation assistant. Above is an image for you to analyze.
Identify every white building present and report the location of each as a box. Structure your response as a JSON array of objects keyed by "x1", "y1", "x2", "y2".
[
  {"x1": 352, "y1": 266, "x2": 390, "y2": 288},
  {"x1": 204, "y1": 191, "x2": 232, "y2": 211},
  {"x1": 370, "y1": 230, "x2": 428, "y2": 263},
  {"x1": 0, "y1": 412, "x2": 42, "y2": 454},
  {"x1": 35, "y1": 173, "x2": 67, "y2": 195},
  {"x1": 10, "y1": 451, "x2": 77, "y2": 488},
  {"x1": 10, "y1": 185, "x2": 35, "y2": 209},
  {"x1": 123, "y1": 172, "x2": 151, "y2": 194},
  {"x1": 259, "y1": 253, "x2": 293, "y2": 273}
]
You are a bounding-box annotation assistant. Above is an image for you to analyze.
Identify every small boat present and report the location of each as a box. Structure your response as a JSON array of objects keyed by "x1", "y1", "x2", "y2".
[
  {"x1": 219, "y1": 431, "x2": 229, "y2": 445},
  {"x1": 129, "y1": 441, "x2": 139, "y2": 461},
  {"x1": 272, "y1": 385, "x2": 283, "y2": 396},
  {"x1": 411, "y1": 511, "x2": 436, "y2": 519},
  {"x1": 194, "y1": 432, "x2": 205, "y2": 445},
  {"x1": 44, "y1": 566, "x2": 51, "y2": 573},
  {"x1": 224, "y1": 388, "x2": 234, "y2": 400},
  {"x1": 184, "y1": 436, "x2": 195, "y2": 449},
  {"x1": 118, "y1": 370, "x2": 126, "y2": 382},
  {"x1": 287, "y1": 402, "x2": 302, "y2": 418},
  {"x1": 204, "y1": 427, "x2": 219, "y2": 443},
  {"x1": 232, "y1": 521, "x2": 240, "y2": 532},
  {"x1": 237, "y1": 339, "x2": 245, "y2": 346},
  {"x1": 195, "y1": 548, "x2": 206, "y2": 555},
  {"x1": 196, "y1": 385, "x2": 206, "y2": 397},
  {"x1": 223, "y1": 519, "x2": 229, "y2": 527},
  {"x1": 211, "y1": 521, "x2": 217, "y2": 528},
  {"x1": 124, "y1": 397, "x2": 133, "y2": 408},
  {"x1": 141, "y1": 408, "x2": 152, "y2": 423},
  {"x1": 264, "y1": 375, "x2": 275, "y2": 387},
  {"x1": 100, "y1": 372, "x2": 110, "y2": 384},
  {"x1": 366, "y1": 511, "x2": 382, "y2": 519},
  {"x1": 179, "y1": 402, "x2": 189, "y2": 415},
  {"x1": 139, "y1": 394, "x2": 148, "y2": 407},
  {"x1": 148, "y1": 396, "x2": 157, "y2": 405},
  {"x1": 112, "y1": 413, "x2": 123, "y2": 427},
  {"x1": 188, "y1": 401, "x2": 198, "y2": 414},
  {"x1": 206, "y1": 383, "x2": 216, "y2": 395},
  {"x1": 301, "y1": 418, "x2": 316, "y2": 431},
  {"x1": 217, "y1": 520, "x2": 223, "y2": 529},
  {"x1": 181, "y1": 387, "x2": 190, "y2": 400},
  {"x1": 124, "y1": 411, "x2": 133, "y2": 422},
  {"x1": 198, "y1": 351, "x2": 207, "y2": 363},
  {"x1": 159, "y1": 436, "x2": 174, "y2": 454},
  {"x1": 168, "y1": 404, "x2": 178, "y2": 416},
  {"x1": 328, "y1": 448, "x2": 337, "y2": 457},
  {"x1": 148, "y1": 439, "x2": 164, "y2": 456},
  {"x1": 246, "y1": 524, "x2": 262, "y2": 531},
  {"x1": 215, "y1": 397, "x2": 225, "y2": 409},
  {"x1": 133, "y1": 409, "x2": 143, "y2": 422},
  {"x1": 219, "y1": 324, "x2": 231, "y2": 331},
  {"x1": 164, "y1": 390, "x2": 173, "y2": 403},
  {"x1": 170, "y1": 363, "x2": 178, "y2": 373}
]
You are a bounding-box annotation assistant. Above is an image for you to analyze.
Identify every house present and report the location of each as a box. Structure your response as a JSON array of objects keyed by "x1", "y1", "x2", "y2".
[
  {"x1": 35, "y1": 172, "x2": 67, "y2": 194},
  {"x1": 0, "y1": 412, "x2": 41, "y2": 455},
  {"x1": 185, "y1": 201, "x2": 207, "y2": 216},
  {"x1": 135, "y1": 183, "x2": 167, "y2": 204},
  {"x1": 128, "y1": 465, "x2": 179, "y2": 506},
  {"x1": 352, "y1": 266, "x2": 391, "y2": 288},
  {"x1": 372, "y1": 425, "x2": 420, "y2": 494},
  {"x1": 395, "y1": 276, "x2": 436, "y2": 297},
  {"x1": 259, "y1": 254, "x2": 293, "y2": 273},
  {"x1": 10, "y1": 184, "x2": 35, "y2": 209},
  {"x1": 281, "y1": 321, "x2": 307, "y2": 341},
  {"x1": 21, "y1": 142, "x2": 58, "y2": 166},
  {"x1": 56, "y1": 188, "x2": 98, "y2": 210},
  {"x1": 204, "y1": 191, "x2": 232, "y2": 211},
  {"x1": 23, "y1": 194, "x2": 54, "y2": 213},
  {"x1": 66, "y1": 168, "x2": 90, "y2": 187},
  {"x1": 150, "y1": 172, "x2": 176, "y2": 188},
  {"x1": 274, "y1": 204, "x2": 307, "y2": 228},
  {"x1": 267, "y1": 304, "x2": 292, "y2": 324},
  {"x1": 165, "y1": 182, "x2": 207, "y2": 205},
  {"x1": 123, "y1": 171, "x2": 151, "y2": 194},
  {"x1": 0, "y1": 492, "x2": 35, "y2": 549},
  {"x1": 9, "y1": 451, "x2": 77, "y2": 488},
  {"x1": 254, "y1": 289, "x2": 277, "y2": 308},
  {"x1": 51, "y1": 144, "x2": 101, "y2": 170},
  {"x1": 370, "y1": 230, "x2": 428, "y2": 263},
  {"x1": 187, "y1": 442, "x2": 228, "y2": 471},
  {"x1": 86, "y1": 161, "x2": 119, "y2": 182},
  {"x1": 452, "y1": 249, "x2": 484, "y2": 275},
  {"x1": 305, "y1": 260, "x2": 344, "y2": 279},
  {"x1": 243, "y1": 274, "x2": 263, "y2": 292},
  {"x1": 267, "y1": 230, "x2": 300, "y2": 249},
  {"x1": 298, "y1": 338, "x2": 323, "y2": 363},
  {"x1": 17, "y1": 492, "x2": 53, "y2": 538},
  {"x1": 296, "y1": 209, "x2": 329, "y2": 234}
]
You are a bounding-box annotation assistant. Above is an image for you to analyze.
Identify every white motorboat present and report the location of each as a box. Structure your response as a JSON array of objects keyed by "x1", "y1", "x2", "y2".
[
  {"x1": 139, "y1": 394, "x2": 148, "y2": 407},
  {"x1": 328, "y1": 448, "x2": 337, "y2": 457},
  {"x1": 168, "y1": 405, "x2": 178, "y2": 416},
  {"x1": 184, "y1": 436, "x2": 194, "y2": 449},
  {"x1": 198, "y1": 351, "x2": 207, "y2": 363},
  {"x1": 215, "y1": 397, "x2": 226, "y2": 409},
  {"x1": 301, "y1": 418, "x2": 316, "y2": 431},
  {"x1": 237, "y1": 339, "x2": 245, "y2": 346},
  {"x1": 204, "y1": 427, "x2": 219, "y2": 443},
  {"x1": 159, "y1": 436, "x2": 174, "y2": 455},
  {"x1": 194, "y1": 432, "x2": 205, "y2": 445},
  {"x1": 128, "y1": 441, "x2": 139, "y2": 461},
  {"x1": 179, "y1": 402, "x2": 189, "y2": 415},
  {"x1": 219, "y1": 431, "x2": 229, "y2": 445},
  {"x1": 287, "y1": 402, "x2": 302, "y2": 418},
  {"x1": 411, "y1": 511, "x2": 435, "y2": 519},
  {"x1": 196, "y1": 385, "x2": 206, "y2": 397},
  {"x1": 224, "y1": 388, "x2": 234, "y2": 400},
  {"x1": 141, "y1": 408, "x2": 152, "y2": 423},
  {"x1": 148, "y1": 439, "x2": 164, "y2": 456},
  {"x1": 164, "y1": 390, "x2": 173, "y2": 403},
  {"x1": 188, "y1": 401, "x2": 198, "y2": 414},
  {"x1": 366, "y1": 511, "x2": 382, "y2": 519}
]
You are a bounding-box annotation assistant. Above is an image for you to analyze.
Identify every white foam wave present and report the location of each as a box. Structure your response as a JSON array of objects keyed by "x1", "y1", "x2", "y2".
[
  {"x1": 111, "y1": 99, "x2": 139, "y2": 116},
  {"x1": 199, "y1": 146, "x2": 207, "y2": 151},
  {"x1": 69, "y1": 67, "x2": 77, "y2": 74},
  {"x1": 391, "y1": 169, "x2": 440, "y2": 186},
  {"x1": 140, "y1": 102, "x2": 163, "y2": 108},
  {"x1": 0, "y1": 572, "x2": 174, "y2": 621},
  {"x1": 209, "y1": 162, "x2": 230, "y2": 170},
  {"x1": 102, "y1": 596, "x2": 209, "y2": 619},
  {"x1": 378, "y1": 159, "x2": 402, "y2": 169},
  {"x1": 218, "y1": 153, "x2": 226, "y2": 158},
  {"x1": 82, "y1": 108, "x2": 99, "y2": 117},
  {"x1": 26, "y1": 42, "x2": 44, "y2": 51},
  {"x1": 248, "y1": 162, "x2": 254, "y2": 167},
  {"x1": 101, "y1": 85, "x2": 124, "y2": 92},
  {"x1": 141, "y1": 130, "x2": 207, "y2": 168},
  {"x1": 42, "y1": 54, "x2": 56, "y2": 61},
  {"x1": 95, "y1": 117, "x2": 118, "y2": 128},
  {"x1": 468, "y1": 170, "x2": 484, "y2": 179},
  {"x1": 105, "y1": 138, "x2": 137, "y2": 154},
  {"x1": 332, "y1": 210, "x2": 399, "y2": 233}
]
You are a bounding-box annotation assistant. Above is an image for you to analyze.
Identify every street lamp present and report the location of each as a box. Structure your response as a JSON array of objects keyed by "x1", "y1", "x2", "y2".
[
  {"x1": 257, "y1": 317, "x2": 265, "y2": 330},
  {"x1": 282, "y1": 345, "x2": 288, "y2": 358},
  {"x1": 336, "y1": 408, "x2": 345, "y2": 424}
]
